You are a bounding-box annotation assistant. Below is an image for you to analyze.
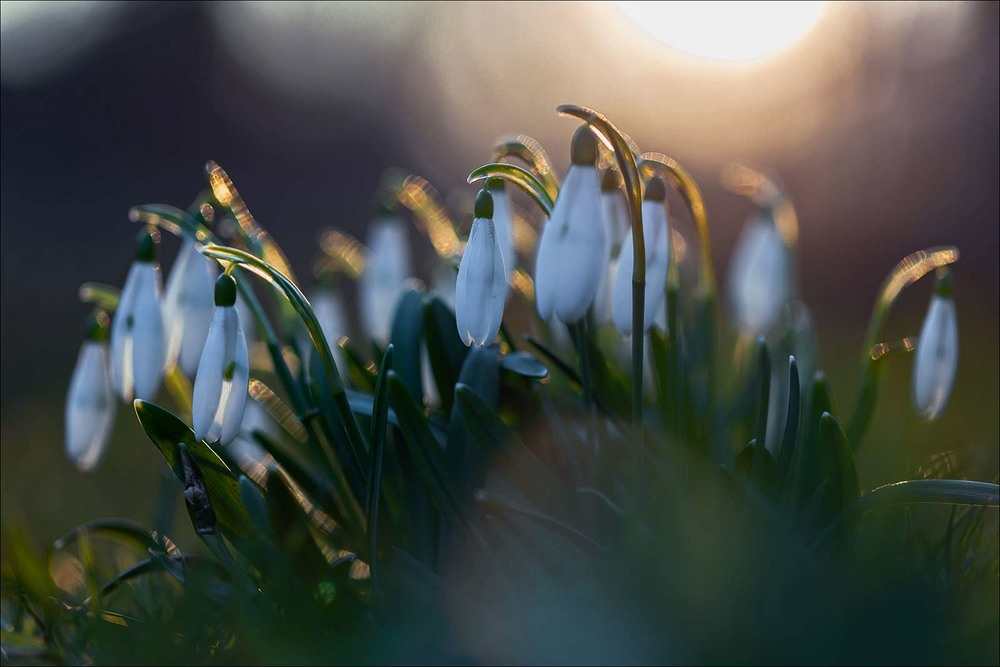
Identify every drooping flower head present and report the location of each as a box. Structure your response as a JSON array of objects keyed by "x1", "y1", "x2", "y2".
[
  {"x1": 360, "y1": 204, "x2": 412, "y2": 344},
  {"x1": 594, "y1": 168, "x2": 629, "y2": 325},
  {"x1": 110, "y1": 228, "x2": 166, "y2": 401},
  {"x1": 163, "y1": 237, "x2": 217, "y2": 376},
  {"x1": 612, "y1": 176, "x2": 671, "y2": 335},
  {"x1": 455, "y1": 189, "x2": 507, "y2": 347},
  {"x1": 534, "y1": 126, "x2": 607, "y2": 324},
  {"x1": 912, "y1": 267, "x2": 958, "y2": 421},
  {"x1": 66, "y1": 311, "x2": 117, "y2": 471},
  {"x1": 192, "y1": 273, "x2": 250, "y2": 444}
]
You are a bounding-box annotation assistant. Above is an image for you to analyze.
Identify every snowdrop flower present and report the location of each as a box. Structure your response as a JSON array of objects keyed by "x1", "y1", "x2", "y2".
[
  {"x1": 110, "y1": 229, "x2": 166, "y2": 401},
  {"x1": 360, "y1": 207, "x2": 411, "y2": 344},
  {"x1": 455, "y1": 189, "x2": 507, "y2": 346},
  {"x1": 611, "y1": 177, "x2": 670, "y2": 335},
  {"x1": 163, "y1": 238, "x2": 217, "y2": 376},
  {"x1": 65, "y1": 313, "x2": 117, "y2": 471},
  {"x1": 912, "y1": 268, "x2": 958, "y2": 421},
  {"x1": 593, "y1": 168, "x2": 629, "y2": 325},
  {"x1": 193, "y1": 274, "x2": 250, "y2": 444},
  {"x1": 487, "y1": 178, "x2": 516, "y2": 282},
  {"x1": 726, "y1": 211, "x2": 791, "y2": 335},
  {"x1": 534, "y1": 126, "x2": 607, "y2": 324}
]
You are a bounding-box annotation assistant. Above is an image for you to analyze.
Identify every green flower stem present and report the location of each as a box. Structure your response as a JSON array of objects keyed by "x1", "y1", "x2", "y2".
[
  {"x1": 467, "y1": 163, "x2": 554, "y2": 216},
  {"x1": 557, "y1": 105, "x2": 646, "y2": 503},
  {"x1": 846, "y1": 246, "x2": 960, "y2": 447},
  {"x1": 492, "y1": 134, "x2": 561, "y2": 201}
]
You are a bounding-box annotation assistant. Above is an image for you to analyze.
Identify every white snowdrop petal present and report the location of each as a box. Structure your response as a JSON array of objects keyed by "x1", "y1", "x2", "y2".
[
  {"x1": 219, "y1": 309, "x2": 250, "y2": 445},
  {"x1": 66, "y1": 341, "x2": 116, "y2": 471},
  {"x1": 601, "y1": 190, "x2": 630, "y2": 251},
  {"x1": 912, "y1": 296, "x2": 958, "y2": 421},
  {"x1": 361, "y1": 217, "x2": 411, "y2": 344},
  {"x1": 727, "y1": 217, "x2": 790, "y2": 335},
  {"x1": 611, "y1": 202, "x2": 671, "y2": 335},
  {"x1": 193, "y1": 307, "x2": 227, "y2": 441},
  {"x1": 164, "y1": 239, "x2": 218, "y2": 376},
  {"x1": 110, "y1": 262, "x2": 141, "y2": 399},
  {"x1": 536, "y1": 165, "x2": 606, "y2": 324},
  {"x1": 456, "y1": 218, "x2": 506, "y2": 346},
  {"x1": 491, "y1": 187, "x2": 516, "y2": 281},
  {"x1": 131, "y1": 264, "x2": 165, "y2": 401}
]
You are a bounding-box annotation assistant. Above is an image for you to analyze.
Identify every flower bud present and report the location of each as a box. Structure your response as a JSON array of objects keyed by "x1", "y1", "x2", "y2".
[
  {"x1": 163, "y1": 238, "x2": 217, "y2": 376},
  {"x1": 912, "y1": 268, "x2": 958, "y2": 421},
  {"x1": 455, "y1": 190, "x2": 507, "y2": 346},
  {"x1": 110, "y1": 229, "x2": 166, "y2": 401},
  {"x1": 192, "y1": 274, "x2": 250, "y2": 444},
  {"x1": 65, "y1": 312, "x2": 117, "y2": 471}
]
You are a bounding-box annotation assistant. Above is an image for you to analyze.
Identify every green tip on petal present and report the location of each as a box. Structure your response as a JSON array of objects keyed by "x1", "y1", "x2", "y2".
[
  {"x1": 601, "y1": 167, "x2": 620, "y2": 192},
  {"x1": 486, "y1": 177, "x2": 505, "y2": 192},
  {"x1": 934, "y1": 266, "x2": 953, "y2": 298},
  {"x1": 134, "y1": 228, "x2": 158, "y2": 262},
  {"x1": 377, "y1": 198, "x2": 396, "y2": 218},
  {"x1": 644, "y1": 176, "x2": 667, "y2": 202},
  {"x1": 215, "y1": 273, "x2": 238, "y2": 307},
  {"x1": 474, "y1": 189, "x2": 494, "y2": 219},
  {"x1": 84, "y1": 310, "x2": 110, "y2": 342},
  {"x1": 571, "y1": 125, "x2": 598, "y2": 166}
]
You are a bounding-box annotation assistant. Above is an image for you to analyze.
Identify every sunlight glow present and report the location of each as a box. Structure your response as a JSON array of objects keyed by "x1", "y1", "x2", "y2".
[{"x1": 616, "y1": 1, "x2": 827, "y2": 62}]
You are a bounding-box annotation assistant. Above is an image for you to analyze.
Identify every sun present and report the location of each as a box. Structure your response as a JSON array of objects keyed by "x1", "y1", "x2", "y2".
[{"x1": 616, "y1": 1, "x2": 827, "y2": 63}]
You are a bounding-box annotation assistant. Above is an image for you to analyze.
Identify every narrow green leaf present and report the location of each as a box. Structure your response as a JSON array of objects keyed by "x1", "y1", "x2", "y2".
[
  {"x1": 795, "y1": 371, "x2": 837, "y2": 506},
  {"x1": 366, "y1": 346, "x2": 394, "y2": 587},
  {"x1": 467, "y1": 162, "x2": 554, "y2": 216},
  {"x1": 387, "y1": 372, "x2": 469, "y2": 534},
  {"x1": 423, "y1": 297, "x2": 468, "y2": 415},
  {"x1": 776, "y1": 356, "x2": 801, "y2": 487},
  {"x1": 817, "y1": 412, "x2": 860, "y2": 521},
  {"x1": 751, "y1": 338, "x2": 771, "y2": 485},
  {"x1": 389, "y1": 289, "x2": 425, "y2": 403},
  {"x1": 446, "y1": 346, "x2": 500, "y2": 493},
  {"x1": 134, "y1": 400, "x2": 253, "y2": 540}
]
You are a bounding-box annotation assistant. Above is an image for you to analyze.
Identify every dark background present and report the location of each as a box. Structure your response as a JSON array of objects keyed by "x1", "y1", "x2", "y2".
[{"x1": 2, "y1": 2, "x2": 997, "y2": 537}]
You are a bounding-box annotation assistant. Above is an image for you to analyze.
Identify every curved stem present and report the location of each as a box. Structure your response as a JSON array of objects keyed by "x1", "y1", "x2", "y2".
[{"x1": 493, "y1": 134, "x2": 561, "y2": 201}]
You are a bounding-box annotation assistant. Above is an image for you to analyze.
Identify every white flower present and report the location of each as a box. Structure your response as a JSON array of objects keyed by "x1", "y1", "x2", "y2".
[
  {"x1": 163, "y1": 238, "x2": 217, "y2": 376},
  {"x1": 611, "y1": 177, "x2": 670, "y2": 335},
  {"x1": 110, "y1": 230, "x2": 166, "y2": 401},
  {"x1": 65, "y1": 316, "x2": 117, "y2": 471},
  {"x1": 455, "y1": 189, "x2": 507, "y2": 346},
  {"x1": 487, "y1": 179, "x2": 516, "y2": 282},
  {"x1": 360, "y1": 211, "x2": 411, "y2": 344},
  {"x1": 912, "y1": 269, "x2": 958, "y2": 421},
  {"x1": 726, "y1": 212, "x2": 791, "y2": 335},
  {"x1": 534, "y1": 126, "x2": 607, "y2": 324},
  {"x1": 192, "y1": 274, "x2": 250, "y2": 444}
]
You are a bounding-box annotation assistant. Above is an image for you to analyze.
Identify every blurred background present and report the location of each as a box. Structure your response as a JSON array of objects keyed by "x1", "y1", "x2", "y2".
[{"x1": 1, "y1": 1, "x2": 997, "y2": 543}]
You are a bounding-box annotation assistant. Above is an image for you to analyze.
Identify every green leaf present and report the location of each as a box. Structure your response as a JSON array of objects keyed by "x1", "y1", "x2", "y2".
[
  {"x1": 264, "y1": 469, "x2": 331, "y2": 582},
  {"x1": 751, "y1": 338, "x2": 771, "y2": 485},
  {"x1": 467, "y1": 162, "x2": 554, "y2": 216},
  {"x1": 53, "y1": 518, "x2": 177, "y2": 556},
  {"x1": 134, "y1": 400, "x2": 253, "y2": 540},
  {"x1": 775, "y1": 356, "x2": 801, "y2": 489},
  {"x1": 499, "y1": 351, "x2": 548, "y2": 380},
  {"x1": 389, "y1": 289, "x2": 425, "y2": 403},
  {"x1": 455, "y1": 384, "x2": 567, "y2": 511},
  {"x1": 795, "y1": 371, "x2": 837, "y2": 506},
  {"x1": 387, "y1": 372, "x2": 469, "y2": 534},
  {"x1": 366, "y1": 346, "x2": 393, "y2": 586},
  {"x1": 446, "y1": 346, "x2": 500, "y2": 493},
  {"x1": 423, "y1": 297, "x2": 468, "y2": 415},
  {"x1": 814, "y1": 479, "x2": 999, "y2": 549},
  {"x1": 341, "y1": 338, "x2": 378, "y2": 392},
  {"x1": 816, "y1": 412, "x2": 860, "y2": 522}
]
